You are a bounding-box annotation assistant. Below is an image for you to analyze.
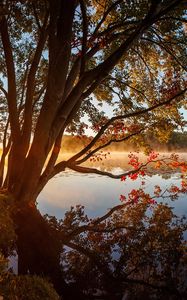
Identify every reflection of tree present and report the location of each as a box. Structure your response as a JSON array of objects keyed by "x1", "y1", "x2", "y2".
[
  {"x1": 7, "y1": 197, "x2": 186, "y2": 300},
  {"x1": 57, "y1": 201, "x2": 187, "y2": 300}
]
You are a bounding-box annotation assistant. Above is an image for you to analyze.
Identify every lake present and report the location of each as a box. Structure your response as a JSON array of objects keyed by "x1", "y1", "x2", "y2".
[
  {"x1": 38, "y1": 152, "x2": 187, "y2": 221},
  {"x1": 10, "y1": 152, "x2": 187, "y2": 277}
]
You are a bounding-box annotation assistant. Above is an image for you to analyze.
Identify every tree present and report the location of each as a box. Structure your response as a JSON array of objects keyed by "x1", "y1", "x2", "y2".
[
  {"x1": 0, "y1": 0, "x2": 187, "y2": 297},
  {"x1": 0, "y1": 0, "x2": 186, "y2": 204}
]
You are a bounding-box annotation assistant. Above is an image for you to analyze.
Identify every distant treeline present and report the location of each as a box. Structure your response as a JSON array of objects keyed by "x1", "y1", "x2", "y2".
[
  {"x1": 148, "y1": 131, "x2": 187, "y2": 152},
  {"x1": 61, "y1": 131, "x2": 187, "y2": 153}
]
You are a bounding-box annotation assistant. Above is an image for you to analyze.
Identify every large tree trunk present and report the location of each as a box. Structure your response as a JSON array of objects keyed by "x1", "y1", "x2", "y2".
[{"x1": 13, "y1": 202, "x2": 87, "y2": 300}]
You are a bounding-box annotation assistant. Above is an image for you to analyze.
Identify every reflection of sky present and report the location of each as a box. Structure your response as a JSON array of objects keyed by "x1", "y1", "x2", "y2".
[
  {"x1": 10, "y1": 169, "x2": 187, "y2": 275},
  {"x1": 38, "y1": 157, "x2": 187, "y2": 221}
]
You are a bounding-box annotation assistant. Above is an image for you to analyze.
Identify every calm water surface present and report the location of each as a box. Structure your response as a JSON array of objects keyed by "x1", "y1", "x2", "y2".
[
  {"x1": 38, "y1": 152, "x2": 187, "y2": 220},
  {"x1": 10, "y1": 152, "x2": 187, "y2": 273}
]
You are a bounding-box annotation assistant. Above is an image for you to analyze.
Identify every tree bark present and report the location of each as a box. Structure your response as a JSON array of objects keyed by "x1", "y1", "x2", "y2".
[{"x1": 13, "y1": 202, "x2": 87, "y2": 300}]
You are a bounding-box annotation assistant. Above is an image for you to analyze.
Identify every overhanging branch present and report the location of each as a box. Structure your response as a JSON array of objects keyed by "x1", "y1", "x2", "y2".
[
  {"x1": 67, "y1": 164, "x2": 140, "y2": 179},
  {"x1": 75, "y1": 128, "x2": 145, "y2": 165},
  {"x1": 67, "y1": 88, "x2": 187, "y2": 164}
]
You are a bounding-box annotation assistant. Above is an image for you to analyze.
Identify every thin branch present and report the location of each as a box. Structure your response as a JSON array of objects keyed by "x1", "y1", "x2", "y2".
[
  {"x1": 124, "y1": 278, "x2": 180, "y2": 295},
  {"x1": 91, "y1": 0, "x2": 184, "y2": 83},
  {"x1": 63, "y1": 44, "x2": 101, "y2": 100},
  {"x1": 93, "y1": 0, "x2": 123, "y2": 36},
  {"x1": 96, "y1": 20, "x2": 138, "y2": 40},
  {"x1": 65, "y1": 202, "x2": 134, "y2": 241},
  {"x1": 132, "y1": 47, "x2": 157, "y2": 80},
  {"x1": 2, "y1": 117, "x2": 10, "y2": 151},
  {"x1": 159, "y1": 16, "x2": 187, "y2": 23},
  {"x1": 157, "y1": 0, "x2": 185, "y2": 20},
  {"x1": 0, "y1": 118, "x2": 11, "y2": 186},
  {"x1": 65, "y1": 238, "x2": 180, "y2": 296},
  {"x1": 18, "y1": 62, "x2": 30, "y2": 114},
  {"x1": 64, "y1": 240, "x2": 112, "y2": 278},
  {"x1": 32, "y1": 3, "x2": 42, "y2": 31},
  {"x1": 142, "y1": 35, "x2": 187, "y2": 72},
  {"x1": 0, "y1": 85, "x2": 8, "y2": 99},
  {"x1": 108, "y1": 76, "x2": 150, "y2": 102},
  {"x1": 67, "y1": 88, "x2": 187, "y2": 164},
  {"x1": 79, "y1": 0, "x2": 88, "y2": 76},
  {"x1": 0, "y1": 16, "x2": 20, "y2": 141},
  {"x1": 32, "y1": 82, "x2": 47, "y2": 109},
  {"x1": 75, "y1": 128, "x2": 145, "y2": 165}
]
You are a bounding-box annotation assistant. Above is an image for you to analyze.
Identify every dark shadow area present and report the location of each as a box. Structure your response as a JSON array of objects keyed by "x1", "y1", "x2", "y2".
[{"x1": 13, "y1": 206, "x2": 86, "y2": 300}]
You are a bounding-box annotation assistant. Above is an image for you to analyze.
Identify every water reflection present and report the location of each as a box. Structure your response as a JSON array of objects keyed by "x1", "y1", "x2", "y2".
[
  {"x1": 56, "y1": 200, "x2": 187, "y2": 300},
  {"x1": 13, "y1": 194, "x2": 187, "y2": 300},
  {"x1": 2, "y1": 152, "x2": 187, "y2": 299},
  {"x1": 38, "y1": 153, "x2": 187, "y2": 220}
]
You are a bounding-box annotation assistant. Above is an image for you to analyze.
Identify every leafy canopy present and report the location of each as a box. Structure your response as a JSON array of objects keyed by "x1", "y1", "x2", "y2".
[{"x1": 0, "y1": 0, "x2": 186, "y2": 202}]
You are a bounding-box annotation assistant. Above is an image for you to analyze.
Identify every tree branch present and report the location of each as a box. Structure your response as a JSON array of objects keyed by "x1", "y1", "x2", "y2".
[
  {"x1": 79, "y1": 0, "x2": 88, "y2": 76},
  {"x1": 108, "y1": 76, "x2": 150, "y2": 102},
  {"x1": 0, "y1": 85, "x2": 8, "y2": 99},
  {"x1": 75, "y1": 128, "x2": 145, "y2": 165},
  {"x1": 65, "y1": 202, "x2": 134, "y2": 241},
  {"x1": 67, "y1": 164, "x2": 140, "y2": 179},
  {"x1": 22, "y1": 12, "x2": 49, "y2": 148},
  {"x1": 64, "y1": 240, "x2": 112, "y2": 278},
  {"x1": 0, "y1": 17, "x2": 20, "y2": 141},
  {"x1": 93, "y1": 0, "x2": 123, "y2": 36},
  {"x1": 32, "y1": 3, "x2": 42, "y2": 31},
  {"x1": 66, "y1": 154, "x2": 180, "y2": 180},
  {"x1": 50, "y1": 1, "x2": 169, "y2": 142},
  {"x1": 67, "y1": 88, "x2": 187, "y2": 164}
]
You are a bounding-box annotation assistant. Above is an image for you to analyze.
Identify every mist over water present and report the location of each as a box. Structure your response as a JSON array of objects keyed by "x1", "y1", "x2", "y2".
[{"x1": 38, "y1": 152, "x2": 187, "y2": 222}]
